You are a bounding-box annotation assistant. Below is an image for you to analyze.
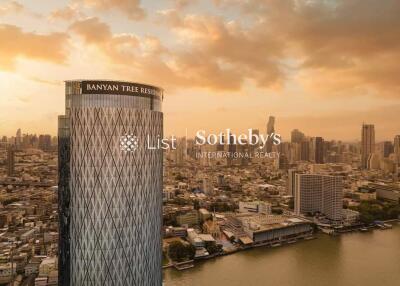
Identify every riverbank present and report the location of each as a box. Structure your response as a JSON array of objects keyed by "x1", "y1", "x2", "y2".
[
  {"x1": 165, "y1": 220, "x2": 399, "y2": 273},
  {"x1": 164, "y1": 222, "x2": 400, "y2": 286}
]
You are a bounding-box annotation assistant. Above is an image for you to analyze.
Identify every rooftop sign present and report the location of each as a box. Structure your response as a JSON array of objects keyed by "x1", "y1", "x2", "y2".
[{"x1": 81, "y1": 80, "x2": 163, "y2": 99}]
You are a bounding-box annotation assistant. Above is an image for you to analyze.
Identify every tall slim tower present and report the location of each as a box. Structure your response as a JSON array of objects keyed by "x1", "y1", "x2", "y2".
[
  {"x1": 266, "y1": 116, "x2": 275, "y2": 152},
  {"x1": 361, "y1": 124, "x2": 375, "y2": 169},
  {"x1": 394, "y1": 135, "x2": 400, "y2": 157},
  {"x1": 58, "y1": 80, "x2": 164, "y2": 286},
  {"x1": 7, "y1": 145, "x2": 15, "y2": 177},
  {"x1": 314, "y1": 137, "x2": 324, "y2": 164},
  {"x1": 15, "y1": 128, "x2": 21, "y2": 149}
]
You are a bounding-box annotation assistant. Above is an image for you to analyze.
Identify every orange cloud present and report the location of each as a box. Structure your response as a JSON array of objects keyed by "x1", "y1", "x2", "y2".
[
  {"x1": 49, "y1": 5, "x2": 83, "y2": 21},
  {"x1": 215, "y1": 0, "x2": 400, "y2": 96},
  {"x1": 48, "y1": 1, "x2": 400, "y2": 96},
  {"x1": 0, "y1": 24, "x2": 69, "y2": 70},
  {"x1": 0, "y1": 1, "x2": 23, "y2": 16},
  {"x1": 80, "y1": 0, "x2": 146, "y2": 20}
]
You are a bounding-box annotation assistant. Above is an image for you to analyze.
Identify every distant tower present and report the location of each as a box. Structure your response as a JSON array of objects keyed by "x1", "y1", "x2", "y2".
[
  {"x1": 291, "y1": 129, "x2": 304, "y2": 144},
  {"x1": 380, "y1": 141, "x2": 393, "y2": 158},
  {"x1": 314, "y1": 137, "x2": 324, "y2": 164},
  {"x1": 7, "y1": 145, "x2": 15, "y2": 177},
  {"x1": 15, "y1": 128, "x2": 21, "y2": 149},
  {"x1": 394, "y1": 135, "x2": 400, "y2": 158},
  {"x1": 287, "y1": 169, "x2": 299, "y2": 196},
  {"x1": 361, "y1": 124, "x2": 375, "y2": 169},
  {"x1": 300, "y1": 140, "x2": 310, "y2": 161},
  {"x1": 266, "y1": 116, "x2": 275, "y2": 152},
  {"x1": 38, "y1": 135, "x2": 52, "y2": 151}
]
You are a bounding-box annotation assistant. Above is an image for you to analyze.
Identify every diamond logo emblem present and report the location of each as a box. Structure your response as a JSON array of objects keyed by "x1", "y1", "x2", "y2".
[{"x1": 120, "y1": 134, "x2": 139, "y2": 152}]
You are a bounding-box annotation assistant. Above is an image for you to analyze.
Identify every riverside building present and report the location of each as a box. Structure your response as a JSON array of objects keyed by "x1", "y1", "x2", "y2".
[{"x1": 58, "y1": 80, "x2": 163, "y2": 286}]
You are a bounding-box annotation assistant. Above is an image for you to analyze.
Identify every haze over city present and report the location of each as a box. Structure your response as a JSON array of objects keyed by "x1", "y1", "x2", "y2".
[{"x1": 1, "y1": 0, "x2": 400, "y2": 140}]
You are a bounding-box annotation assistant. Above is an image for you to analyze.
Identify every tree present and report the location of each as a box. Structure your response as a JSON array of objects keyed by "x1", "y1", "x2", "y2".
[
  {"x1": 205, "y1": 242, "x2": 222, "y2": 255},
  {"x1": 168, "y1": 241, "x2": 196, "y2": 262}
]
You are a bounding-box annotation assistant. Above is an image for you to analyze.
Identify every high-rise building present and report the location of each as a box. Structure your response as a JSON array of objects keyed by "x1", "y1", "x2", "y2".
[
  {"x1": 394, "y1": 135, "x2": 400, "y2": 156},
  {"x1": 361, "y1": 124, "x2": 375, "y2": 169},
  {"x1": 314, "y1": 137, "x2": 324, "y2": 164},
  {"x1": 291, "y1": 129, "x2": 304, "y2": 143},
  {"x1": 7, "y1": 145, "x2": 15, "y2": 177},
  {"x1": 58, "y1": 80, "x2": 164, "y2": 286},
  {"x1": 15, "y1": 128, "x2": 21, "y2": 148},
  {"x1": 38, "y1": 135, "x2": 52, "y2": 151},
  {"x1": 295, "y1": 174, "x2": 343, "y2": 222},
  {"x1": 278, "y1": 153, "x2": 289, "y2": 170},
  {"x1": 378, "y1": 141, "x2": 393, "y2": 158},
  {"x1": 287, "y1": 169, "x2": 299, "y2": 196},
  {"x1": 266, "y1": 116, "x2": 275, "y2": 152},
  {"x1": 300, "y1": 140, "x2": 310, "y2": 161}
]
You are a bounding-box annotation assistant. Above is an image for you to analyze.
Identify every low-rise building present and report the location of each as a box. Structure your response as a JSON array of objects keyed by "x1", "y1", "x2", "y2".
[
  {"x1": 342, "y1": 209, "x2": 360, "y2": 225},
  {"x1": 0, "y1": 263, "x2": 16, "y2": 285},
  {"x1": 177, "y1": 211, "x2": 199, "y2": 227},
  {"x1": 25, "y1": 262, "x2": 40, "y2": 276},
  {"x1": 370, "y1": 183, "x2": 400, "y2": 202},
  {"x1": 203, "y1": 219, "x2": 222, "y2": 239},
  {"x1": 239, "y1": 215, "x2": 313, "y2": 245},
  {"x1": 39, "y1": 257, "x2": 57, "y2": 277},
  {"x1": 238, "y1": 201, "x2": 272, "y2": 215},
  {"x1": 35, "y1": 277, "x2": 47, "y2": 286},
  {"x1": 199, "y1": 209, "x2": 212, "y2": 222}
]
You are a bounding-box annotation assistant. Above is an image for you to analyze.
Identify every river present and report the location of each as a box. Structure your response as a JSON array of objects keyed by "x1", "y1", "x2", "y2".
[{"x1": 163, "y1": 223, "x2": 400, "y2": 286}]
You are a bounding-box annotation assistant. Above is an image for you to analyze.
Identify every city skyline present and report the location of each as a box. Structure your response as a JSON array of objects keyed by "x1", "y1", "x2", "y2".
[
  {"x1": 2, "y1": 119, "x2": 399, "y2": 144},
  {"x1": 1, "y1": 2, "x2": 400, "y2": 286},
  {"x1": 1, "y1": 0, "x2": 400, "y2": 140}
]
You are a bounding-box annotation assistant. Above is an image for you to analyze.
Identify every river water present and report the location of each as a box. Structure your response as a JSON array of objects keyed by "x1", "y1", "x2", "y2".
[{"x1": 163, "y1": 223, "x2": 400, "y2": 286}]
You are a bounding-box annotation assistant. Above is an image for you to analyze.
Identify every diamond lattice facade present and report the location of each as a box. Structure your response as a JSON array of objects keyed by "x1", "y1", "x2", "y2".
[{"x1": 58, "y1": 80, "x2": 163, "y2": 286}]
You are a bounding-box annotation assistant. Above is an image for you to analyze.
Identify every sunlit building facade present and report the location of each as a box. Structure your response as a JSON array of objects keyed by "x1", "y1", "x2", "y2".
[{"x1": 58, "y1": 80, "x2": 163, "y2": 286}]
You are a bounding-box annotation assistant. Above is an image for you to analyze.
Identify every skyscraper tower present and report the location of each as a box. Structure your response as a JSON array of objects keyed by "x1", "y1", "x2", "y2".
[
  {"x1": 394, "y1": 135, "x2": 400, "y2": 157},
  {"x1": 58, "y1": 80, "x2": 164, "y2": 286},
  {"x1": 361, "y1": 124, "x2": 375, "y2": 169},
  {"x1": 7, "y1": 145, "x2": 15, "y2": 177},
  {"x1": 314, "y1": 137, "x2": 324, "y2": 164},
  {"x1": 266, "y1": 116, "x2": 275, "y2": 152},
  {"x1": 291, "y1": 129, "x2": 304, "y2": 143},
  {"x1": 15, "y1": 128, "x2": 21, "y2": 149}
]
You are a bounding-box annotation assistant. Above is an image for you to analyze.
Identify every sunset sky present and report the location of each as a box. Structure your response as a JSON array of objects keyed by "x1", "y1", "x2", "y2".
[{"x1": 0, "y1": 0, "x2": 399, "y2": 141}]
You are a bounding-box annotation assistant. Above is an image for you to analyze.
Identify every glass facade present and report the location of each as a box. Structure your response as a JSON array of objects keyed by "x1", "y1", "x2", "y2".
[{"x1": 59, "y1": 80, "x2": 163, "y2": 286}]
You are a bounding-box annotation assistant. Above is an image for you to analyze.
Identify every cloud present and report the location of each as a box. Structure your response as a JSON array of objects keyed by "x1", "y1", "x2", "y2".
[
  {"x1": 64, "y1": 1, "x2": 400, "y2": 95},
  {"x1": 158, "y1": 12, "x2": 286, "y2": 89},
  {"x1": 0, "y1": 1, "x2": 23, "y2": 16},
  {"x1": 69, "y1": 16, "x2": 260, "y2": 90},
  {"x1": 212, "y1": 0, "x2": 400, "y2": 96},
  {"x1": 27, "y1": 76, "x2": 62, "y2": 86},
  {"x1": 49, "y1": 5, "x2": 83, "y2": 22},
  {"x1": 0, "y1": 24, "x2": 69, "y2": 70},
  {"x1": 69, "y1": 17, "x2": 112, "y2": 44},
  {"x1": 170, "y1": 0, "x2": 196, "y2": 10},
  {"x1": 80, "y1": 0, "x2": 146, "y2": 20}
]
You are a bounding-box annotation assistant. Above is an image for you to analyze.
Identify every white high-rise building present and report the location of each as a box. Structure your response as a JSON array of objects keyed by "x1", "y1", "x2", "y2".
[
  {"x1": 58, "y1": 80, "x2": 163, "y2": 286},
  {"x1": 295, "y1": 174, "x2": 343, "y2": 222}
]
